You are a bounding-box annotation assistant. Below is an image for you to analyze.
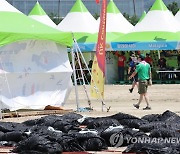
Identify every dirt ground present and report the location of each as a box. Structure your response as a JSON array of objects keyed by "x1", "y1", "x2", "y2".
[
  {"x1": 65, "y1": 84, "x2": 180, "y2": 118},
  {"x1": 1, "y1": 84, "x2": 180, "y2": 122}
]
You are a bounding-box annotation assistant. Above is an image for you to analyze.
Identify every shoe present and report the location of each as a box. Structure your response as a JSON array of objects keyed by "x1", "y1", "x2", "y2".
[
  {"x1": 133, "y1": 104, "x2": 139, "y2": 109},
  {"x1": 129, "y1": 88, "x2": 133, "y2": 93},
  {"x1": 143, "y1": 106, "x2": 151, "y2": 110}
]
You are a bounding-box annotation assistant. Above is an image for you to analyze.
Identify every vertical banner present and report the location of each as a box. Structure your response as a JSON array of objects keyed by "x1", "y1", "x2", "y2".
[{"x1": 91, "y1": 0, "x2": 107, "y2": 98}]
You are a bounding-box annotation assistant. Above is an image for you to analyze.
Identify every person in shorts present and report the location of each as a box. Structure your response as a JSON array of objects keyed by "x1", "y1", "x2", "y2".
[
  {"x1": 128, "y1": 55, "x2": 138, "y2": 93},
  {"x1": 128, "y1": 54, "x2": 152, "y2": 110}
]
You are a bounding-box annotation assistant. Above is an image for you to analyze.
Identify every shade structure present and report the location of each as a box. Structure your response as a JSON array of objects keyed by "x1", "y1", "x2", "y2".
[
  {"x1": 175, "y1": 9, "x2": 180, "y2": 23},
  {"x1": 138, "y1": 11, "x2": 146, "y2": 23},
  {"x1": 78, "y1": 0, "x2": 134, "y2": 51},
  {"x1": 57, "y1": 0, "x2": 98, "y2": 43},
  {"x1": 0, "y1": 0, "x2": 73, "y2": 110},
  {"x1": 28, "y1": 1, "x2": 57, "y2": 28},
  {"x1": 0, "y1": 0, "x2": 72, "y2": 47},
  {"x1": 111, "y1": 0, "x2": 180, "y2": 51}
]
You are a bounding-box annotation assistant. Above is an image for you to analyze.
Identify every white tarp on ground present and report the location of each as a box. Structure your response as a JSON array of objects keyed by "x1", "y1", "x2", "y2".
[{"x1": 0, "y1": 40, "x2": 72, "y2": 111}]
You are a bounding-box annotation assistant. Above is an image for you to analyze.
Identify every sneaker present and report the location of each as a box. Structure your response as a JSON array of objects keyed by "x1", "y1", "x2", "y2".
[
  {"x1": 129, "y1": 88, "x2": 133, "y2": 93},
  {"x1": 133, "y1": 104, "x2": 139, "y2": 109},
  {"x1": 143, "y1": 106, "x2": 151, "y2": 110}
]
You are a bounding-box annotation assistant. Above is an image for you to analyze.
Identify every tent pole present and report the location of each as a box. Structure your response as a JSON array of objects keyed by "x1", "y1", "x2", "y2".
[
  {"x1": 71, "y1": 47, "x2": 80, "y2": 111},
  {"x1": 73, "y1": 38, "x2": 111, "y2": 112},
  {"x1": 158, "y1": 50, "x2": 160, "y2": 59},
  {"x1": 73, "y1": 41, "x2": 92, "y2": 109}
]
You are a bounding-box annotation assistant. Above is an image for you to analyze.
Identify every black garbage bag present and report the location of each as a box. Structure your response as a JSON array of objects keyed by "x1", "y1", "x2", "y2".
[
  {"x1": 34, "y1": 115, "x2": 64, "y2": 126},
  {"x1": 100, "y1": 126, "x2": 124, "y2": 146},
  {"x1": 57, "y1": 134, "x2": 84, "y2": 152},
  {"x1": 109, "y1": 112, "x2": 139, "y2": 121},
  {"x1": 87, "y1": 118, "x2": 120, "y2": 129},
  {"x1": 139, "y1": 122, "x2": 167, "y2": 132},
  {"x1": 0, "y1": 122, "x2": 29, "y2": 133},
  {"x1": 61, "y1": 112, "x2": 83, "y2": 120},
  {"x1": 159, "y1": 110, "x2": 179, "y2": 121},
  {"x1": 149, "y1": 128, "x2": 180, "y2": 138},
  {"x1": 0, "y1": 131, "x2": 25, "y2": 142},
  {"x1": 81, "y1": 136, "x2": 107, "y2": 151},
  {"x1": 124, "y1": 142, "x2": 179, "y2": 154},
  {"x1": 13, "y1": 134, "x2": 62, "y2": 154},
  {"x1": 23, "y1": 119, "x2": 38, "y2": 126},
  {"x1": 52, "y1": 119, "x2": 80, "y2": 133},
  {"x1": 141, "y1": 114, "x2": 161, "y2": 122},
  {"x1": 70, "y1": 131, "x2": 107, "y2": 151},
  {"x1": 118, "y1": 118, "x2": 148, "y2": 129},
  {"x1": 81, "y1": 117, "x2": 96, "y2": 126}
]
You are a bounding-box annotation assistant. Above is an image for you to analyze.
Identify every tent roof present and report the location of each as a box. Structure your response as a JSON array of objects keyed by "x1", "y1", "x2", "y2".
[
  {"x1": 105, "y1": 0, "x2": 133, "y2": 34},
  {"x1": 28, "y1": 1, "x2": 57, "y2": 28},
  {"x1": 70, "y1": 0, "x2": 88, "y2": 13},
  {"x1": 110, "y1": 0, "x2": 180, "y2": 51},
  {"x1": 138, "y1": 11, "x2": 146, "y2": 23},
  {"x1": 57, "y1": 0, "x2": 98, "y2": 40},
  {"x1": 0, "y1": 0, "x2": 72, "y2": 47},
  {"x1": 175, "y1": 10, "x2": 180, "y2": 22},
  {"x1": 113, "y1": 0, "x2": 180, "y2": 42},
  {"x1": 29, "y1": 1, "x2": 46, "y2": 15},
  {"x1": 83, "y1": 0, "x2": 133, "y2": 45}
]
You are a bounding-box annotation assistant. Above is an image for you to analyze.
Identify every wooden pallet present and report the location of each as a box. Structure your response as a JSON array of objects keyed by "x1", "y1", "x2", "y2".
[{"x1": 1, "y1": 109, "x2": 73, "y2": 119}]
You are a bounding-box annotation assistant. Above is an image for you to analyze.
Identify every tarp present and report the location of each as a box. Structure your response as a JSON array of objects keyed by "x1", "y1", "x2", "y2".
[
  {"x1": 0, "y1": 0, "x2": 72, "y2": 47},
  {"x1": 0, "y1": 40, "x2": 72, "y2": 111},
  {"x1": 111, "y1": 0, "x2": 180, "y2": 51},
  {"x1": 28, "y1": 1, "x2": 57, "y2": 28}
]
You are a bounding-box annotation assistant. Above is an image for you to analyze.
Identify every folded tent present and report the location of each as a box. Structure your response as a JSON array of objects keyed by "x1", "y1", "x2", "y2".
[{"x1": 0, "y1": 0, "x2": 73, "y2": 110}]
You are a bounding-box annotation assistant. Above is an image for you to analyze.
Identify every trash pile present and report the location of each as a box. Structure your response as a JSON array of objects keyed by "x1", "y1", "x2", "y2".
[{"x1": 0, "y1": 110, "x2": 179, "y2": 154}]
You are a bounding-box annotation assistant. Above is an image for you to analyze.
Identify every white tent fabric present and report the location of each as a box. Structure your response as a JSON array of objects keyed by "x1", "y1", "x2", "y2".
[
  {"x1": 29, "y1": 15, "x2": 57, "y2": 28},
  {"x1": 28, "y1": 2, "x2": 57, "y2": 28},
  {"x1": 0, "y1": 40, "x2": 72, "y2": 111},
  {"x1": 57, "y1": 0, "x2": 98, "y2": 33},
  {"x1": 131, "y1": 10, "x2": 180, "y2": 33},
  {"x1": 175, "y1": 10, "x2": 180, "y2": 23}
]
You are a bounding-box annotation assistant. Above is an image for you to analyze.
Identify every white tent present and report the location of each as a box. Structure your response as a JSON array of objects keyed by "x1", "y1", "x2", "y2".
[
  {"x1": 175, "y1": 10, "x2": 180, "y2": 23},
  {"x1": 28, "y1": 1, "x2": 57, "y2": 28},
  {"x1": 57, "y1": 0, "x2": 98, "y2": 40},
  {"x1": 112, "y1": 0, "x2": 180, "y2": 51},
  {"x1": 98, "y1": 0, "x2": 133, "y2": 37},
  {"x1": 0, "y1": 0, "x2": 73, "y2": 111}
]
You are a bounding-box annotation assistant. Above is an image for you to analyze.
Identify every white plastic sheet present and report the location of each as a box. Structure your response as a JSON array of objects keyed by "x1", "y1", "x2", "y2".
[{"x1": 0, "y1": 40, "x2": 72, "y2": 110}]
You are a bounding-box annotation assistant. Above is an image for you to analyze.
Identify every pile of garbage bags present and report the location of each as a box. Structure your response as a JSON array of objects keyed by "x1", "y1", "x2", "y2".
[{"x1": 0, "y1": 110, "x2": 179, "y2": 154}]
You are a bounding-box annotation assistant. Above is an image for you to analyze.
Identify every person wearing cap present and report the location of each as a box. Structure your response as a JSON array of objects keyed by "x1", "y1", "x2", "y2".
[{"x1": 128, "y1": 54, "x2": 152, "y2": 110}]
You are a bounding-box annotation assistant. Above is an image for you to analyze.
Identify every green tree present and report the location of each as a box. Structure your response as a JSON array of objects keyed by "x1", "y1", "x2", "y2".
[
  {"x1": 48, "y1": 12, "x2": 62, "y2": 25},
  {"x1": 167, "y1": 2, "x2": 179, "y2": 15},
  {"x1": 93, "y1": 13, "x2": 100, "y2": 20},
  {"x1": 130, "y1": 15, "x2": 139, "y2": 26}
]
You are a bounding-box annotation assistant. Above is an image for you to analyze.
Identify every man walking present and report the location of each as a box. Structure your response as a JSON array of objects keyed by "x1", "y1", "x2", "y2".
[{"x1": 129, "y1": 55, "x2": 151, "y2": 110}]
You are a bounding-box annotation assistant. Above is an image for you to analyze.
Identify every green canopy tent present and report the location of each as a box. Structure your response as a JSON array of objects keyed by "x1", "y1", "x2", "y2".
[
  {"x1": 0, "y1": 0, "x2": 72, "y2": 47},
  {"x1": 111, "y1": 0, "x2": 180, "y2": 51}
]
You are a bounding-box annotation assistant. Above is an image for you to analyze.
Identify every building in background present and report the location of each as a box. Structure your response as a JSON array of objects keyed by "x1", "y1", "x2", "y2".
[
  {"x1": 7, "y1": 0, "x2": 180, "y2": 20},
  {"x1": 7, "y1": 0, "x2": 144, "y2": 18}
]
